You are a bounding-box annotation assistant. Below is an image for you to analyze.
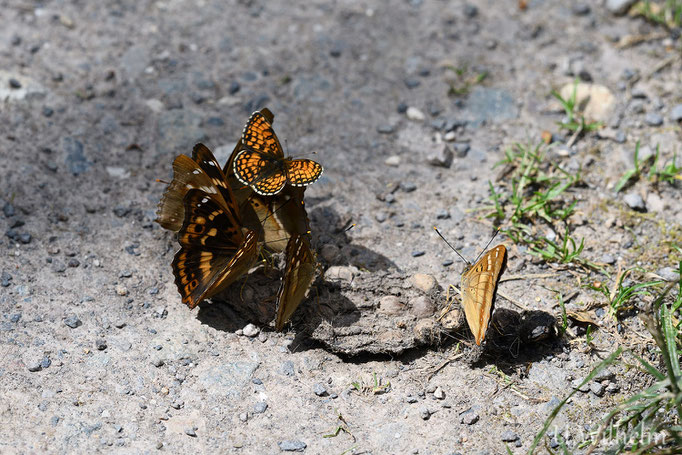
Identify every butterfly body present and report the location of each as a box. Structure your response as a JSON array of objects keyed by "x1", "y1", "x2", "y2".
[
  {"x1": 233, "y1": 111, "x2": 323, "y2": 195},
  {"x1": 460, "y1": 244, "x2": 507, "y2": 345}
]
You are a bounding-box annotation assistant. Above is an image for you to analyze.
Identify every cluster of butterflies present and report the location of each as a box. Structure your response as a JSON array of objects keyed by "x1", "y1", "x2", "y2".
[
  {"x1": 156, "y1": 107, "x2": 510, "y2": 345},
  {"x1": 155, "y1": 108, "x2": 324, "y2": 331}
]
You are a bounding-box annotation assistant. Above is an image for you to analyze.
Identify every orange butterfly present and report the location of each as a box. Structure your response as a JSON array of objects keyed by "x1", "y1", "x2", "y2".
[
  {"x1": 233, "y1": 110, "x2": 323, "y2": 195},
  {"x1": 435, "y1": 228, "x2": 507, "y2": 345},
  {"x1": 460, "y1": 245, "x2": 506, "y2": 345}
]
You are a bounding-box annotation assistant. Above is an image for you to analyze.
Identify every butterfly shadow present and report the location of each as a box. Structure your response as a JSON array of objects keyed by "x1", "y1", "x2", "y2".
[{"x1": 469, "y1": 308, "x2": 567, "y2": 372}]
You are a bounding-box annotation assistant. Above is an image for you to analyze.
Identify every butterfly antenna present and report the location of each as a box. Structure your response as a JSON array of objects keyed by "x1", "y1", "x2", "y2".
[
  {"x1": 471, "y1": 228, "x2": 501, "y2": 264},
  {"x1": 433, "y1": 227, "x2": 471, "y2": 266},
  {"x1": 156, "y1": 178, "x2": 170, "y2": 184}
]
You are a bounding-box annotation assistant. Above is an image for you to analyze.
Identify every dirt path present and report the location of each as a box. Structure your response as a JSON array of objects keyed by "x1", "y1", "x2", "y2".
[{"x1": 1, "y1": 1, "x2": 681, "y2": 453}]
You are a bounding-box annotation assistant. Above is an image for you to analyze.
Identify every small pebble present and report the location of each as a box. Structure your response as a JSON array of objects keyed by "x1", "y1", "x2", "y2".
[
  {"x1": 409, "y1": 296, "x2": 435, "y2": 318},
  {"x1": 242, "y1": 323, "x2": 260, "y2": 337},
  {"x1": 590, "y1": 382, "x2": 605, "y2": 397},
  {"x1": 239, "y1": 412, "x2": 248, "y2": 422},
  {"x1": 461, "y1": 410, "x2": 479, "y2": 425},
  {"x1": 623, "y1": 192, "x2": 646, "y2": 211},
  {"x1": 572, "y1": 3, "x2": 591, "y2": 15},
  {"x1": 463, "y1": 3, "x2": 478, "y2": 17},
  {"x1": 419, "y1": 406, "x2": 432, "y2": 420},
  {"x1": 377, "y1": 124, "x2": 395, "y2": 134},
  {"x1": 401, "y1": 182, "x2": 417, "y2": 193},
  {"x1": 411, "y1": 251, "x2": 425, "y2": 257},
  {"x1": 10, "y1": 313, "x2": 21, "y2": 323},
  {"x1": 9, "y1": 78, "x2": 21, "y2": 89},
  {"x1": 406, "y1": 107, "x2": 425, "y2": 121},
  {"x1": 184, "y1": 427, "x2": 197, "y2": 437},
  {"x1": 64, "y1": 315, "x2": 82, "y2": 329},
  {"x1": 115, "y1": 285, "x2": 128, "y2": 296},
  {"x1": 253, "y1": 402, "x2": 268, "y2": 414},
  {"x1": 1, "y1": 272, "x2": 12, "y2": 287},
  {"x1": 435, "y1": 209, "x2": 450, "y2": 219},
  {"x1": 67, "y1": 258, "x2": 80, "y2": 268},
  {"x1": 500, "y1": 430, "x2": 520, "y2": 442},
  {"x1": 410, "y1": 273, "x2": 437, "y2": 293},
  {"x1": 404, "y1": 78, "x2": 420, "y2": 89},
  {"x1": 442, "y1": 259, "x2": 454, "y2": 267},
  {"x1": 278, "y1": 440, "x2": 307, "y2": 452},
  {"x1": 385, "y1": 155, "x2": 401, "y2": 167},
  {"x1": 375, "y1": 211, "x2": 387, "y2": 223},
  {"x1": 43, "y1": 107, "x2": 54, "y2": 117},
  {"x1": 426, "y1": 144, "x2": 454, "y2": 168},
  {"x1": 313, "y1": 383, "x2": 328, "y2": 397},
  {"x1": 96, "y1": 339, "x2": 107, "y2": 351},
  {"x1": 657, "y1": 267, "x2": 680, "y2": 282},
  {"x1": 644, "y1": 112, "x2": 663, "y2": 126},
  {"x1": 433, "y1": 387, "x2": 445, "y2": 400},
  {"x1": 397, "y1": 102, "x2": 408, "y2": 114},
  {"x1": 3, "y1": 203, "x2": 15, "y2": 217},
  {"x1": 281, "y1": 361, "x2": 295, "y2": 376}
]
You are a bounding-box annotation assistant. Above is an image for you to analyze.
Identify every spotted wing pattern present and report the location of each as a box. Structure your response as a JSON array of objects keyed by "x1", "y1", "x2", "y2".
[
  {"x1": 172, "y1": 189, "x2": 258, "y2": 308},
  {"x1": 286, "y1": 159, "x2": 324, "y2": 187},
  {"x1": 460, "y1": 245, "x2": 507, "y2": 345},
  {"x1": 275, "y1": 234, "x2": 316, "y2": 331},
  {"x1": 233, "y1": 110, "x2": 323, "y2": 196}
]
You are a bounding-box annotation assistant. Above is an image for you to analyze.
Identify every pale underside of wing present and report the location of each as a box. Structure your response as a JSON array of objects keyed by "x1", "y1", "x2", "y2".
[{"x1": 460, "y1": 245, "x2": 506, "y2": 345}]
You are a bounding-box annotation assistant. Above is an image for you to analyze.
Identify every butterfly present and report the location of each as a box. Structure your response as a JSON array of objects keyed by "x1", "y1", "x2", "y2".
[
  {"x1": 232, "y1": 110, "x2": 323, "y2": 196},
  {"x1": 226, "y1": 111, "x2": 317, "y2": 330},
  {"x1": 157, "y1": 144, "x2": 259, "y2": 308},
  {"x1": 460, "y1": 245, "x2": 507, "y2": 345},
  {"x1": 275, "y1": 233, "x2": 316, "y2": 331}
]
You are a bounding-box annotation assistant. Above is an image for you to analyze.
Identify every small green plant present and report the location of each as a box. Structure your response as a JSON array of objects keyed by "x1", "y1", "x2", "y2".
[
  {"x1": 551, "y1": 80, "x2": 603, "y2": 135},
  {"x1": 530, "y1": 266, "x2": 682, "y2": 454},
  {"x1": 585, "y1": 267, "x2": 664, "y2": 316},
  {"x1": 350, "y1": 372, "x2": 390, "y2": 395},
  {"x1": 615, "y1": 142, "x2": 682, "y2": 192},
  {"x1": 633, "y1": 0, "x2": 682, "y2": 27},
  {"x1": 445, "y1": 65, "x2": 488, "y2": 96},
  {"x1": 488, "y1": 142, "x2": 598, "y2": 270}
]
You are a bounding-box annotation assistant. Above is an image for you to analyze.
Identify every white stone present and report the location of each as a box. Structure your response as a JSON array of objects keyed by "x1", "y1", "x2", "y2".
[{"x1": 406, "y1": 107, "x2": 425, "y2": 121}]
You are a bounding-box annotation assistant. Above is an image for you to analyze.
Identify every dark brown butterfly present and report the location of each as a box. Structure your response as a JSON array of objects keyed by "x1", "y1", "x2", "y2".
[
  {"x1": 232, "y1": 110, "x2": 323, "y2": 195},
  {"x1": 158, "y1": 144, "x2": 259, "y2": 308}
]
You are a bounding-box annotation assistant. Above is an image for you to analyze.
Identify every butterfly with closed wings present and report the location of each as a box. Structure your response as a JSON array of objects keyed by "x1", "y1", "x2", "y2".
[
  {"x1": 157, "y1": 144, "x2": 259, "y2": 309},
  {"x1": 435, "y1": 228, "x2": 507, "y2": 345}
]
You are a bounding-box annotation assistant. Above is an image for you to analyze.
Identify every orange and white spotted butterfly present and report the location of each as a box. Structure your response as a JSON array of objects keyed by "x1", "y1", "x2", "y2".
[{"x1": 233, "y1": 111, "x2": 323, "y2": 195}]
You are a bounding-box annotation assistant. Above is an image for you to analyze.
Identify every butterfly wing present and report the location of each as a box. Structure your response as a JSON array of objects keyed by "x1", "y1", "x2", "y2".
[
  {"x1": 275, "y1": 234, "x2": 316, "y2": 331},
  {"x1": 157, "y1": 143, "x2": 236, "y2": 231},
  {"x1": 233, "y1": 111, "x2": 288, "y2": 194},
  {"x1": 172, "y1": 189, "x2": 259, "y2": 308},
  {"x1": 286, "y1": 159, "x2": 324, "y2": 187},
  {"x1": 460, "y1": 245, "x2": 507, "y2": 345}
]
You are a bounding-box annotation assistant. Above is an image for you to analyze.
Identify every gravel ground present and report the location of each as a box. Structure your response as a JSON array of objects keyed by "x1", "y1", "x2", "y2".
[{"x1": 1, "y1": 1, "x2": 681, "y2": 454}]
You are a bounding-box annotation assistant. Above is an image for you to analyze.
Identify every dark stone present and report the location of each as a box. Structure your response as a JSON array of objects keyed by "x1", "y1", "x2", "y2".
[
  {"x1": 1, "y1": 272, "x2": 12, "y2": 287},
  {"x1": 3, "y1": 202, "x2": 15, "y2": 217},
  {"x1": 9, "y1": 78, "x2": 21, "y2": 89},
  {"x1": 404, "y1": 78, "x2": 420, "y2": 89},
  {"x1": 411, "y1": 251, "x2": 425, "y2": 257},
  {"x1": 377, "y1": 125, "x2": 395, "y2": 134},
  {"x1": 113, "y1": 206, "x2": 131, "y2": 217},
  {"x1": 43, "y1": 107, "x2": 54, "y2": 117},
  {"x1": 19, "y1": 233, "x2": 31, "y2": 244},
  {"x1": 463, "y1": 4, "x2": 478, "y2": 18},
  {"x1": 64, "y1": 315, "x2": 82, "y2": 329},
  {"x1": 397, "y1": 102, "x2": 408, "y2": 114},
  {"x1": 401, "y1": 182, "x2": 417, "y2": 192},
  {"x1": 67, "y1": 258, "x2": 80, "y2": 268},
  {"x1": 96, "y1": 339, "x2": 107, "y2": 350},
  {"x1": 229, "y1": 81, "x2": 240, "y2": 94}
]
